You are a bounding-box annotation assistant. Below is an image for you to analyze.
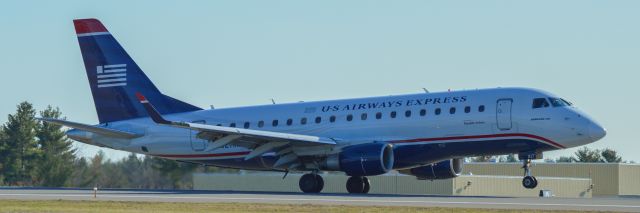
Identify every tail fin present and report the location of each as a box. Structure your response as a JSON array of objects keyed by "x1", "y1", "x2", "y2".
[{"x1": 74, "y1": 18, "x2": 201, "y2": 123}]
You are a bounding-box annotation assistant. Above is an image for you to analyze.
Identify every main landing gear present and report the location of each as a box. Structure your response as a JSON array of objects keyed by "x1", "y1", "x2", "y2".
[
  {"x1": 298, "y1": 174, "x2": 372, "y2": 194},
  {"x1": 299, "y1": 173, "x2": 324, "y2": 193},
  {"x1": 346, "y1": 176, "x2": 370, "y2": 194},
  {"x1": 521, "y1": 159, "x2": 538, "y2": 189}
]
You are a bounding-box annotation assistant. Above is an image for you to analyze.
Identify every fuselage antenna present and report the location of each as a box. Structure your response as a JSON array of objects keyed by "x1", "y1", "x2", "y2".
[{"x1": 422, "y1": 88, "x2": 429, "y2": 93}]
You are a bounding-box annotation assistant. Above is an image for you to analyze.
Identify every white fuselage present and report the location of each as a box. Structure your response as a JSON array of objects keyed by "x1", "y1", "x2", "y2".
[{"x1": 69, "y1": 87, "x2": 605, "y2": 170}]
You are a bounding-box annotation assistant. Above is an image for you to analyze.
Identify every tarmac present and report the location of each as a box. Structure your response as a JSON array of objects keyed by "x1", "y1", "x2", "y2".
[{"x1": 0, "y1": 188, "x2": 639, "y2": 212}]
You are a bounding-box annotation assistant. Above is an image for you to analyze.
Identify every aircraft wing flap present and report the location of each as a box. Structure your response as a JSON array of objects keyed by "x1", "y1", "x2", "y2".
[{"x1": 187, "y1": 122, "x2": 336, "y2": 145}]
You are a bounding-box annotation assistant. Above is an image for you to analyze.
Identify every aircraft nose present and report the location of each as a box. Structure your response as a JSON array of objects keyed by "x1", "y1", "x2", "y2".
[{"x1": 588, "y1": 122, "x2": 606, "y2": 141}]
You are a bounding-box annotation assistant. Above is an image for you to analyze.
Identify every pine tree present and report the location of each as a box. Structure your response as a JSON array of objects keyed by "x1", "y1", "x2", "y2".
[
  {"x1": 574, "y1": 147, "x2": 602, "y2": 162},
  {"x1": 141, "y1": 155, "x2": 172, "y2": 189},
  {"x1": 100, "y1": 158, "x2": 128, "y2": 188},
  {"x1": 556, "y1": 156, "x2": 575, "y2": 162},
  {"x1": 152, "y1": 157, "x2": 198, "y2": 189},
  {"x1": 1, "y1": 102, "x2": 40, "y2": 185},
  {"x1": 0, "y1": 128, "x2": 6, "y2": 184},
  {"x1": 87, "y1": 151, "x2": 105, "y2": 187},
  {"x1": 69, "y1": 157, "x2": 92, "y2": 187},
  {"x1": 34, "y1": 106, "x2": 76, "y2": 186},
  {"x1": 119, "y1": 153, "x2": 139, "y2": 187},
  {"x1": 600, "y1": 148, "x2": 622, "y2": 163}
]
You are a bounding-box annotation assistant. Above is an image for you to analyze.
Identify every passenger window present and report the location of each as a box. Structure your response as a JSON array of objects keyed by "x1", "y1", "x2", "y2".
[
  {"x1": 330, "y1": 115, "x2": 336, "y2": 123},
  {"x1": 376, "y1": 112, "x2": 382, "y2": 119},
  {"x1": 315, "y1": 116, "x2": 322, "y2": 124},
  {"x1": 420, "y1": 109, "x2": 426, "y2": 116},
  {"x1": 405, "y1": 110, "x2": 411, "y2": 117},
  {"x1": 216, "y1": 124, "x2": 222, "y2": 126},
  {"x1": 532, "y1": 98, "x2": 550, "y2": 109},
  {"x1": 478, "y1": 105, "x2": 485, "y2": 112},
  {"x1": 286, "y1": 119, "x2": 293, "y2": 126},
  {"x1": 347, "y1": 114, "x2": 353, "y2": 121},
  {"x1": 435, "y1": 108, "x2": 441, "y2": 115},
  {"x1": 464, "y1": 106, "x2": 471, "y2": 113},
  {"x1": 361, "y1": 113, "x2": 367, "y2": 120},
  {"x1": 230, "y1": 123, "x2": 236, "y2": 127},
  {"x1": 258, "y1": 121, "x2": 264, "y2": 128},
  {"x1": 390, "y1": 111, "x2": 397, "y2": 118},
  {"x1": 244, "y1": 122, "x2": 250, "y2": 129},
  {"x1": 300, "y1": 118, "x2": 307, "y2": 125},
  {"x1": 449, "y1": 107, "x2": 456, "y2": 114},
  {"x1": 272, "y1": 120, "x2": 279, "y2": 127}
]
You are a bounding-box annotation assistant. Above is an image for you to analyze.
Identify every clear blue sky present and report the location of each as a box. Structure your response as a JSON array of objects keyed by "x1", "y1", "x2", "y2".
[{"x1": 0, "y1": 1, "x2": 638, "y2": 162}]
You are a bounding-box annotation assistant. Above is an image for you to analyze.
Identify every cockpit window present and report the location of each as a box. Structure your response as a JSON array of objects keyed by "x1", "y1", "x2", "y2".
[
  {"x1": 549, "y1": 98, "x2": 570, "y2": 107},
  {"x1": 532, "y1": 98, "x2": 550, "y2": 109}
]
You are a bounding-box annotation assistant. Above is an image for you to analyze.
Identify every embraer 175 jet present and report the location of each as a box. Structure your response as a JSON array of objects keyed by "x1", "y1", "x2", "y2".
[{"x1": 42, "y1": 19, "x2": 607, "y2": 194}]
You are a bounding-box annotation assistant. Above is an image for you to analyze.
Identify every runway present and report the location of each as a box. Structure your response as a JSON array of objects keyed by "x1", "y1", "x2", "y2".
[{"x1": 0, "y1": 188, "x2": 639, "y2": 212}]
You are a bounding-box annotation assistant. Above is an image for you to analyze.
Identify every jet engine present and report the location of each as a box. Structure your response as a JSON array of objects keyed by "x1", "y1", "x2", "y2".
[
  {"x1": 399, "y1": 158, "x2": 463, "y2": 180},
  {"x1": 321, "y1": 143, "x2": 394, "y2": 176}
]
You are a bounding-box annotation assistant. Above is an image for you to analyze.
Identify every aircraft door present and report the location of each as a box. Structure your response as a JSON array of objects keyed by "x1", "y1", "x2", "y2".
[
  {"x1": 190, "y1": 121, "x2": 207, "y2": 151},
  {"x1": 496, "y1": 99, "x2": 513, "y2": 131}
]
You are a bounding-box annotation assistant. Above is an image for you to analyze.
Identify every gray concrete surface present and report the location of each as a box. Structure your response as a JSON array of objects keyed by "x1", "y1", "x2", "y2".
[{"x1": 0, "y1": 188, "x2": 639, "y2": 212}]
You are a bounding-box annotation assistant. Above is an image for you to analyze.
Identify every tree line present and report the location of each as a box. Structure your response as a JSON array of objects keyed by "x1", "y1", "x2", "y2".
[
  {"x1": 0, "y1": 102, "x2": 237, "y2": 188},
  {"x1": 468, "y1": 147, "x2": 630, "y2": 163}
]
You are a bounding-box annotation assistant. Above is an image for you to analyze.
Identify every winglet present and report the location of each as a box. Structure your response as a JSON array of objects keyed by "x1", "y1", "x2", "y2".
[{"x1": 136, "y1": 92, "x2": 171, "y2": 125}]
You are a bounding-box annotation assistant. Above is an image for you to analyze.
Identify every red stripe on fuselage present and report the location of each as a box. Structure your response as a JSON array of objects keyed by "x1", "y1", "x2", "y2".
[{"x1": 391, "y1": 133, "x2": 564, "y2": 148}]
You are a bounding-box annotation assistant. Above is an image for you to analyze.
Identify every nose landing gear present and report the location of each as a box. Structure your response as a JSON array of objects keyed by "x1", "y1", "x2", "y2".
[{"x1": 522, "y1": 159, "x2": 538, "y2": 189}]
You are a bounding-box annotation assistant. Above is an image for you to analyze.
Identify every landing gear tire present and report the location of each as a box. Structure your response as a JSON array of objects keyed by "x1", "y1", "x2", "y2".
[
  {"x1": 362, "y1": 177, "x2": 371, "y2": 194},
  {"x1": 299, "y1": 173, "x2": 324, "y2": 193},
  {"x1": 346, "y1": 176, "x2": 370, "y2": 194},
  {"x1": 522, "y1": 176, "x2": 538, "y2": 189},
  {"x1": 521, "y1": 158, "x2": 538, "y2": 189}
]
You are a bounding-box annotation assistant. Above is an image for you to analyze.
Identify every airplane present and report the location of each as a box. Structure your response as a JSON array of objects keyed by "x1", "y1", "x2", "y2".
[{"x1": 41, "y1": 18, "x2": 607, "y2": 194}]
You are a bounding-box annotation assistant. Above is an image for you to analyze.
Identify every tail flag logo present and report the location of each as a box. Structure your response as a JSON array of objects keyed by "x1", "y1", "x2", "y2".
[{"x1": 96, "y1": 64, "x2": 127, "y2": 88}]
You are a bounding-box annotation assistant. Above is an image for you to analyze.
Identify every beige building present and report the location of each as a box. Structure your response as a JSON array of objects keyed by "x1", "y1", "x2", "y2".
[
  {"x1": 464, "y1": 162, "x2": 640, "y2": 196},
  {"x1": 193, "y1": 173, "x2": 592, "y2": 198},
  {"x1": 193, "y1": 163, "x2": 639, "y2": 198}
]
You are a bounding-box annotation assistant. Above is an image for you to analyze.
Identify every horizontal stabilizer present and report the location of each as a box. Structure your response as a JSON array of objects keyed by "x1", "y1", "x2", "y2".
[{"x1": 38, "y1": 118, "x2": 141, "y2": 139}]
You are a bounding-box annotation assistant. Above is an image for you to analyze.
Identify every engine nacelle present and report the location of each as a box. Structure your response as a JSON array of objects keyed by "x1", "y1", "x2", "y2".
[
  {"x1": 399, "y1": 158, "x2": 463, "y2": 180},
  {"x1": 322, "y1": 143, "x2": 394, "y2": 176}
]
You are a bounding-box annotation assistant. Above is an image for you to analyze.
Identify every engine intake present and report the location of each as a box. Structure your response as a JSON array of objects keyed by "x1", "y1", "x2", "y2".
[
  {"x1": 322, "y1": 143, "x2": 394, "y2": 176},
  {"x1": 399, "y1": 158, "x2": 463, "y2": 180}
]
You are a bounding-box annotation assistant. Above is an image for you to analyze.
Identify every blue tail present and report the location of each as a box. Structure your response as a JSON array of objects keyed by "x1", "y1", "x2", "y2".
[{"x1": 74, "y1": 19, "x2": 201, "y2": 123}]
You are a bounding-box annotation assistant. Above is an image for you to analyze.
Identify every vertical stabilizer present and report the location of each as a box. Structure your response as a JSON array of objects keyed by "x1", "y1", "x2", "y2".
[{"x1": 74, "y1": 19, "x2": 201, "y2": 123}]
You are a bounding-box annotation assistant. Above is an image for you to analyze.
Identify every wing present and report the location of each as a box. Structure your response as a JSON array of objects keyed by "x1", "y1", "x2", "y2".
[{"x1": 136, "y1": 93, "x2": 337, "y2": 170}]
